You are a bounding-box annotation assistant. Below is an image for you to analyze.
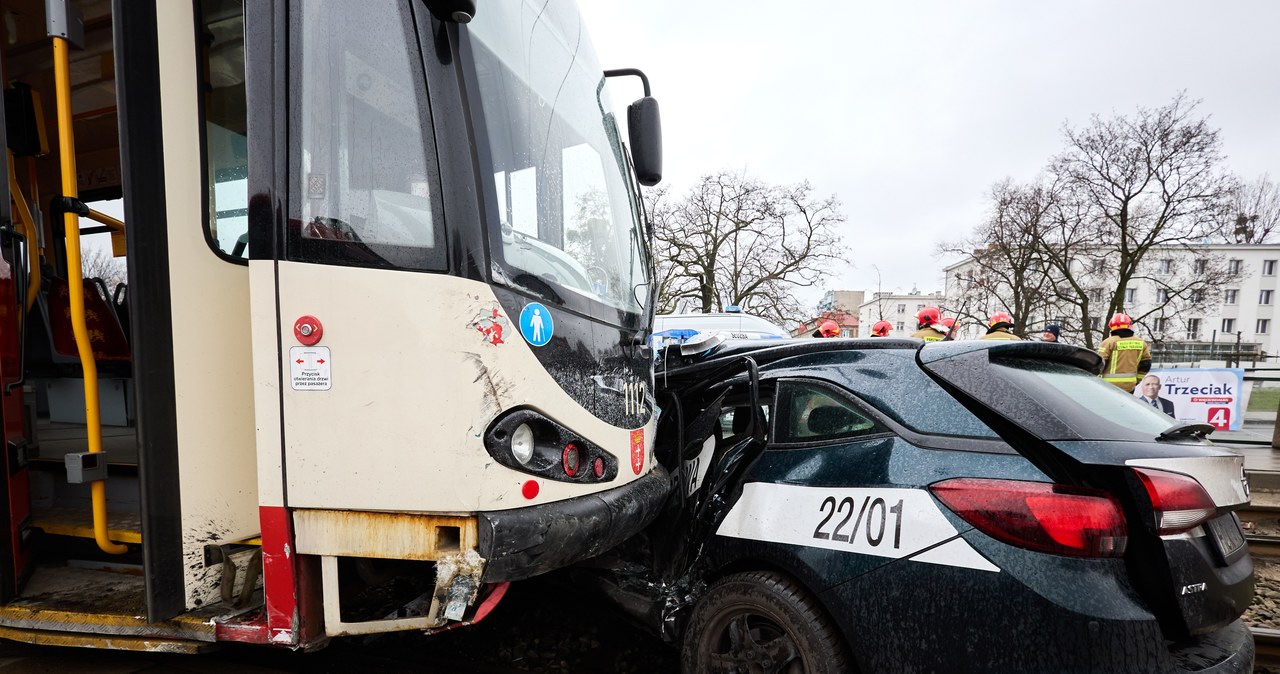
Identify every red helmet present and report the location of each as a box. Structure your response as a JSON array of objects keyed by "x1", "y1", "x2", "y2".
[
  {"x1": 939, "y1": 317, "x2": 955, "y2": 330},
  {"x1": 916, "y1": 306, "x2": 941, "y2": 327},
  {"x1": 988, "y1": 312, "x2": 1013, "y2": 328},
  {"x1": 817, "y1": 320, "x2": 841, "y2": 338},
  {"x1": 870, "y1": 320, "x2": 892, "y2": 337},
  {"x1": 1109, "y1": 313, "x2": 1132, "y2": 331}
]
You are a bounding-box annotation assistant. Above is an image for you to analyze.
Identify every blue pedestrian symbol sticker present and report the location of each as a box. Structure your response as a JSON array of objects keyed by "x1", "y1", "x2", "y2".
[{"x1": 519, "y1": 303, "x2": 554, "y2": 347}]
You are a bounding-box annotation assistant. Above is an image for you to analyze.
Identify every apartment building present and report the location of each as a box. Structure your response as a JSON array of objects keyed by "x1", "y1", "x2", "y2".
[
  {"x1": 855, "y1": 289, "x2": 948, "y2": 339},
  {"x1": 943, "y1": 243, "x2": 1280, "y2": 360}
]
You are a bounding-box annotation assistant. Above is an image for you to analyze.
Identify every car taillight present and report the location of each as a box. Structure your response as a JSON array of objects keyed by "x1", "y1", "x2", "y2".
[
  {"x1": 930, "y1": 478, "x2": 1127, "y2": 558},
  {"x1": 1131, "y1": 468, "x2": 1217, "y2": 535}
]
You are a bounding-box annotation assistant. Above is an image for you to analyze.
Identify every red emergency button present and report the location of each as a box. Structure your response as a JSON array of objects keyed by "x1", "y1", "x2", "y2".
[{"x1": 294, "y1": 315, "x2": 323, "y2": 345}]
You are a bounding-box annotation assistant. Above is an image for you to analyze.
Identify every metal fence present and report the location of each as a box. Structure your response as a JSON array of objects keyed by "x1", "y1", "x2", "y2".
[{"x1": 1150, "y1": 341, "x2": 1265, "y2": 367}]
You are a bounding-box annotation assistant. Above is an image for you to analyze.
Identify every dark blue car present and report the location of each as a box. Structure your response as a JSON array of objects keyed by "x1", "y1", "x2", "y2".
[{"x1": 589, "y1": 337, "x2": 1254, "y2": 673}]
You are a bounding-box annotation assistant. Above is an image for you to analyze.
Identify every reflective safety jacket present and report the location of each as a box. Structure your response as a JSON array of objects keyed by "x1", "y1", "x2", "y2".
[
  {"x1": 912, "y1": 326, "x2": 946, "y2": 342},
  {"x1": 980, "y1": 328, "x2": 1020, "y2": 341},
  {"x1": 1098, "y1": 335, "x2": 1151, "y2": 392}
]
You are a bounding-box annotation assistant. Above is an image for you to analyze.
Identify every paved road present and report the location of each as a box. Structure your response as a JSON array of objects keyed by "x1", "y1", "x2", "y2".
[{"x1": 0, "y1": 576, "x2": 678, "y2": 673}]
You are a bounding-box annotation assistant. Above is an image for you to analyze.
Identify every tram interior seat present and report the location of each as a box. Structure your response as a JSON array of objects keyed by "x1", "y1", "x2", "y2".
[
  {"x1": 25, "y1": 275, "x2": 134, "y2": 429},
  {"x1": 112, "y1": 282, "x2": 129, "y2": 342},
  {"x1": 27, "y1": 274, "x2": 131, "y2": 375}
]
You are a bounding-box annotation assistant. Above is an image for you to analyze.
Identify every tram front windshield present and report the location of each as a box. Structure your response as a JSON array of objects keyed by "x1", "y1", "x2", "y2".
[{"x1": 468, "y1": 1, "x2": 648, "y2": 317}]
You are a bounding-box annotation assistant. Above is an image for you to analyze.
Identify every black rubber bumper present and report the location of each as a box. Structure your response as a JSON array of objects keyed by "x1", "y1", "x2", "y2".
[
  {"x1": 477, "y1": 464, "x2": 671, "y2": 582},
  {"x1": 1167, "y1": 618, "x2": 1253, "y2": 674}
]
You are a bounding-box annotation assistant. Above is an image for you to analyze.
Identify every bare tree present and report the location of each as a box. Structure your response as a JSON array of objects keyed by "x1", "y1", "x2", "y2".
[
  {"x1": 940, "y1": 179, "x2": 1056, "y2": 338},
  {"x1": 649, "y1": 171, "x2": 846, "y2": 325},
  {"x1": 1227, "y1": 174, "x2": 1280, "y2": 244},
  {"x1": 870, "y1": 265, "x2": 886, "y2": 321},
  {"x1": 1032, "y1": 178, "x2": 1106, "y2": 344},
  {"x1": 1124, "y1": 252, "x2": 1238, "y2": 349},
  {"x1": 645, "y1": 185, "x2": 688, "y2": 315},
  {"x1": 81, "y1": 245, "x2": 127, "y2": 290},
  {"x1": 1045, "y1": 93, "x2": 1237, "y2": 347}
]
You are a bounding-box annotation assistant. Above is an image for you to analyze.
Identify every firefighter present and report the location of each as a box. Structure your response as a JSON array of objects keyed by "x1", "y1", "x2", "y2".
[
  {"x1": 1097, "y1": 313, "x2": 1150, "y2": 392},
  {"x1": 938, "y1": 316, "x2": 956, "y2": 339},
  {"x1": 813, "y1": 319, "x2": 841, "y2": 338},
  {"x1": 980, "y1": 312, "x2": 1020, "y2": 340},
  {"x1": 870, "y1": 320, "x2": 892, "y2": 337},
  {"x1": 911, "y1": 306, "x2": 946, "y2": 342}
]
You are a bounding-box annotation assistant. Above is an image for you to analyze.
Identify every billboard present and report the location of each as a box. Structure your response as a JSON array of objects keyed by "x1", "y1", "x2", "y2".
[{"x1": 1133, "y1": 368, "x2": 1246, "y2": 431}]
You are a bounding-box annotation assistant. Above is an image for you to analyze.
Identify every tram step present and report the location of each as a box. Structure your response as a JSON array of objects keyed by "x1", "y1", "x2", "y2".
[
  {"x1": 0, "y1": 624, "x2": 215, "y2": 654},
  {"x1": 0, "y1": 565, "x2": 228, "y2": 648}
]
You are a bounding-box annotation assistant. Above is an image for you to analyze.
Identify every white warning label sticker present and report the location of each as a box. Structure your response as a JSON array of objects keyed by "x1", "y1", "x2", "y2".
[{"x1": 290, "y1": 346, "x2": 332, "y2": 391}]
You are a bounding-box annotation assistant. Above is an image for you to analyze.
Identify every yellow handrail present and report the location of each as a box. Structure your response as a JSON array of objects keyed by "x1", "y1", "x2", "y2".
[
  {"x1": 53, "y1": 35, "x2": 126, "y2": 556},
  {"x1": 7, "y1": 152, "x2": 41, "y2": 312},
  {"x1": 84, "y1": 208, "x2": 124, "y2": 233}
]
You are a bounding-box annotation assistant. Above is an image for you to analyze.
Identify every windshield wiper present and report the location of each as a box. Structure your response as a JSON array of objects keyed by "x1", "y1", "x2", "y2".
[{"x1": 1156, "y1": 423, "x2": 1215, "y2": 442}]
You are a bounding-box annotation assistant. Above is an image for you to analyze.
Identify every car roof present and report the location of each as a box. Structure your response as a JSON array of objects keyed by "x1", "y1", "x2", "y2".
[
  {"x1": 655, "y1": 338, "x2": 1105, "y2": 391},
  {"x1": 655, "y1": 337, "x2": 918, "y2": 384}
]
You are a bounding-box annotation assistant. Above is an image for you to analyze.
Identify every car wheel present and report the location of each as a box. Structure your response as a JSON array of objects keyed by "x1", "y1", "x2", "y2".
[{"x1": 681, "y1": 570, "x2": 851, "y2": 674}]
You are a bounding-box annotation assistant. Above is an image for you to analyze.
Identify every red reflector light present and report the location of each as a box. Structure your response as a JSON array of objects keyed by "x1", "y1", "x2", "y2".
[
  {"x1": 929, "y1": 478, "x2": 1127, "y2": 558},
  {"x1": 521, "y1": 480, "x2": 539, "y2": 499},
  {"x1": 563, "y1": 443, "x2": 581, "y2": 477},
  {"x1": 1132, "y1": 468, "x2": 1216, "y2": 535},
  {"x1": 592, "y1": 456, "x2": 605, "y2": 479}
]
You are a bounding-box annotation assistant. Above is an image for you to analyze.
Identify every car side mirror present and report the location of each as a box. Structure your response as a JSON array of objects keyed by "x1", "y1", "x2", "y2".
[
  {"x1": 680, "y1": 332, "x2": 726, "y2": 356},
  {"x1": 627, "y1": 96, "x2": 662, "y2": 186}
]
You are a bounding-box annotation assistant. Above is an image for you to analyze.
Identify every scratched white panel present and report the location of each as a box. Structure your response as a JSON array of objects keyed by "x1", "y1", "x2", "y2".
[
  {"x1": 157, "y1": 1, "x2": 261, "y2": 610},
  {"x1": 275, "y1": 265, "x2": 655, "y2": 513}
]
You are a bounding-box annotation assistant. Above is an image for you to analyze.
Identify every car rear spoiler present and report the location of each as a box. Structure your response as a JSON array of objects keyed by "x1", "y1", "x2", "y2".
[{"x1": 917, "y1": 340, "x2": 1105, "y2": 375}]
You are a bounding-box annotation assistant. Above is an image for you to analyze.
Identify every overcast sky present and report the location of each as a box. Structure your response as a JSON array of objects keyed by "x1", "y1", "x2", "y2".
[{"x1": 581, "y1": 1, "x2": 1280, "y2": 309}]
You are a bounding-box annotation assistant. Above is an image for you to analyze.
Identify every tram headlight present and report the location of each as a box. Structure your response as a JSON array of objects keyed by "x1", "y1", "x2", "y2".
[
  {"x1": 511, "y1": 423, "x2": 535, "y2": 465},
  {"x1": 485, "y1": 409, "x2": 617, "y2": 483}
]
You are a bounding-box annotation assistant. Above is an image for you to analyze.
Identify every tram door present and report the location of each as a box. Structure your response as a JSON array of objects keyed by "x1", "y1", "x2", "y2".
[
  {"x1": 0, "y1": 122, "x2": 34, "y2": 601},
  {"x1": 251, "y1": 1, "x2": 481, "y2": 516}
]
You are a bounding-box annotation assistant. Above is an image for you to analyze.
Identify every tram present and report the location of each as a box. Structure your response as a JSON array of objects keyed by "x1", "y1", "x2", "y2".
[{"x1": 0, "y1": 0, "x2": 664, "y2": 650}]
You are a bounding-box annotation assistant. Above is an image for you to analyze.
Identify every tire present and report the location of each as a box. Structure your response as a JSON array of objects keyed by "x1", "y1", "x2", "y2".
[{"x1": 680, "y1": 570, "x2": 852, "y2": 674}]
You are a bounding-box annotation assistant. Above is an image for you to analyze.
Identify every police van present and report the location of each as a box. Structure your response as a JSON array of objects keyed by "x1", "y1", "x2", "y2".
[{"x1": 650, "y1": 309, "x2": 789, "y2": 348}]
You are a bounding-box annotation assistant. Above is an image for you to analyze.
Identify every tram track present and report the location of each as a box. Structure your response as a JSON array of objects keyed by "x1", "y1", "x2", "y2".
[
  {"x1": 1239, "y1": 502, "x2": 1280, "y2": 559},
  {"x1": 1250, "y1": 534, "x2": 1280, "y2": 559},
  {"x1": 1233, "y1": 496, "x2": 1280, "y2": 560},
  {"x1": 1246, "y1": 493, "x2": 1280, "y2": 667},
  {"x1": 1254, "y1": 626, "x2": 1280, "y2": 668}
]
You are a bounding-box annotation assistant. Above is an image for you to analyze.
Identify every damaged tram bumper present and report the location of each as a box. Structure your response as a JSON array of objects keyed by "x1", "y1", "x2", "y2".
[
  {"x1": 300, "y1": 465, "x2": 669, "y2": 638},
  {"x1": 478, "y1": 464, "x2": 671, "y2": 581}
]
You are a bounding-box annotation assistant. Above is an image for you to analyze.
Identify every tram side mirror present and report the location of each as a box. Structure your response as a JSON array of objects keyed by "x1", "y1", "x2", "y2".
[{"x1": 628, "y1": 97, "x2": 663, "y2": 186}]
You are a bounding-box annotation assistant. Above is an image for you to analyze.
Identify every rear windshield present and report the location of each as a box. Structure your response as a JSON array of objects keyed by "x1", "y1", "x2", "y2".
[
  {"x1": 990, "y1": 358, "x2": 1177, "y2": 441},
  {"x1": 828, "y1": 353, "x2": 999, "y2": 439}
]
